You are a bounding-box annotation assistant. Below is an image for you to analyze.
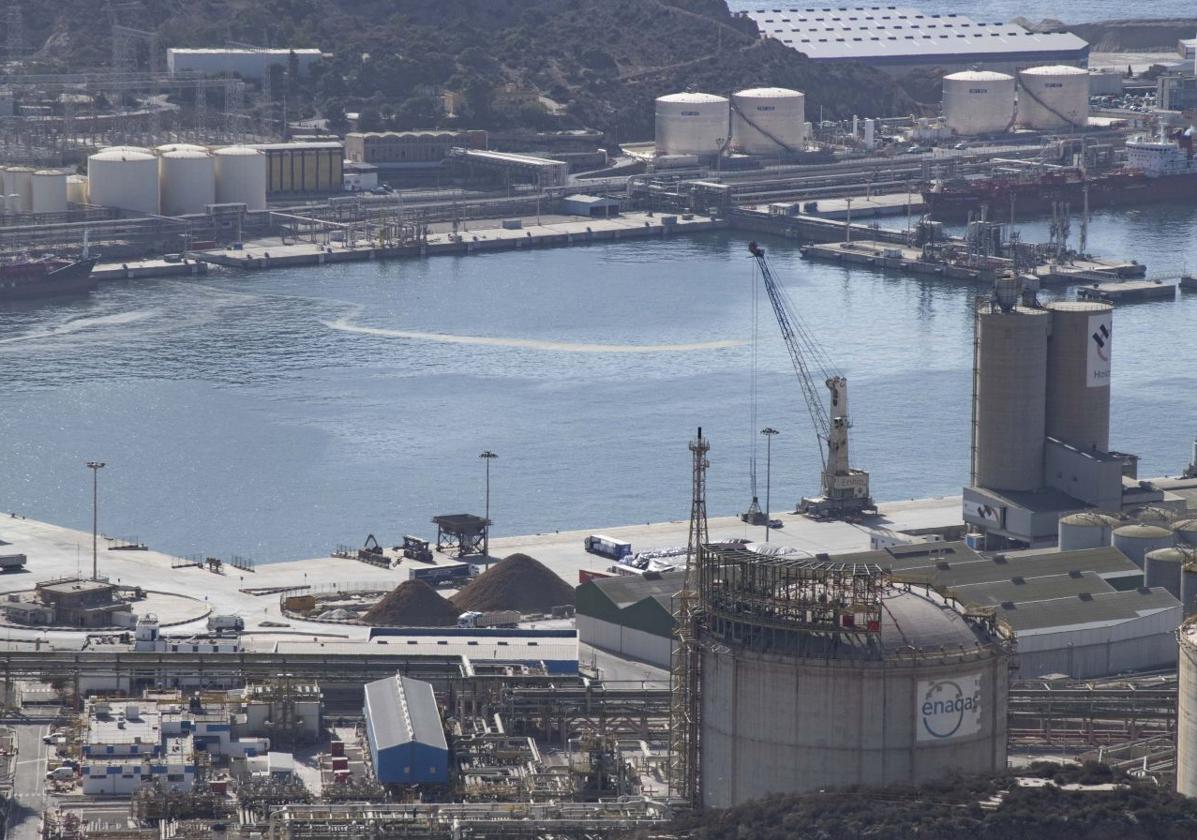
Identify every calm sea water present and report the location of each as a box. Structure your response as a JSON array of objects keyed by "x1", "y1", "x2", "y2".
[
  {"x1": 1, "y1": 204, "x2": 1195, "y2": 562},
  {"x1": 725, "y1": 0, "x2": 1194, "y2": 24}
]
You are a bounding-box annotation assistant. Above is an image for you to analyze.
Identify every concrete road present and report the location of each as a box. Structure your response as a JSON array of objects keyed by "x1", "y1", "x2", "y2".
[{"x1": 5, "y1": 721, "x2": 49, "y2": 840}]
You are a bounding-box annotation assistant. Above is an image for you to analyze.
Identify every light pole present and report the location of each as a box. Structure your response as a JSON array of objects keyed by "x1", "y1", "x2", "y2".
[
  {"x1": 86, "y1": 461, "x2": 106, "y2": 579},
  {"x1": 761, "y1": 428, "x2": 779, "y2": 542},
  {"x1": 480, "y1": 450, "x2": 497, "y2": 563}
]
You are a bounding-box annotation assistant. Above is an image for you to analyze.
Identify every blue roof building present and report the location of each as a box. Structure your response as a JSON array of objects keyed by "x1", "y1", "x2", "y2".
[{"x1": 363, "y1": 674, "x2": 449, "y2": 785}]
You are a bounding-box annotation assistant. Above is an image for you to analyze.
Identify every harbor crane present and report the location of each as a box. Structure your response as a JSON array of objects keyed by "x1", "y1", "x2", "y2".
[{"x1": 748, "y1": 241, "x2": 876, "y2": 520}]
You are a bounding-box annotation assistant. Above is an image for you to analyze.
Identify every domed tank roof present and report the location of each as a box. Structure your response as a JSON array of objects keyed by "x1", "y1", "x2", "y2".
[
  {"x1": 213, "y1": 145, "x2": 263, "y2": 156},
  {"x1": 1174, "y1": 518, "x2": 1197, "y2": 532},
  {"x1": 1114, "y1": 524, "x2": 1173, "y2": 538},
  {"x1": 1021, "y1": 65, "x2": 1089, "y2": 76},
  {"x1": 90, "y1": 149, "x2": 155, "y2": 162},
  {"x1": 878, "y1": 588, "x2": 996, "y2": 657},
  {"x1": 1060, "y1": 512, "x2": 1120, "y2": 527},
  {"x1": 734, "y1": 87, "x2": 804, "y2": 98},
  {"x1": 1147, "y1": 547, "x2": 1196, "y2": 563},
  {"x1": 99, "y1": 145, "x2": 151, "y2": 154},
  {"x1": 657, "y1": 92, "x2": 727, "y2": 104},
  {"x1": 945, "y1": 70, "x2": 1013, "y2": 82},
  {"x1": 160, "y1": 149, "x2": 212, "y2": 159},
  {"x1": 155, "y1": 143, "x2": 209, "y2": 154}
]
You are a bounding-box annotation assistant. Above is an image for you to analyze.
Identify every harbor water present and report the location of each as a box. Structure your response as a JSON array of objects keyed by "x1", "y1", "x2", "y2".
[{"x1": 1, "y1": 203, "x2": 1196, "y2": 562}]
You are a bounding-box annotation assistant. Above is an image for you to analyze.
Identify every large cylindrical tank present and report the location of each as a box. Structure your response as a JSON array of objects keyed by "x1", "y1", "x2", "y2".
[
  {"x1": 1174, "y1": 518, "x2": 1197, "y2": 547},
  {"x1": 87, "y1": 149, "x2": 159, "y2": 214},
  {"x1": 654, "y1": 92, "x2": 729, "y2": 157},
  {"x1": 973, "y1": 303, "x2": 1051, "y2": 491},
  {"x1": 1130, "y1": 506, "x2": 1175, "y2": 527},
  {"x1": 213, "y1": 145, "x2": 267, "y2": 211},
  {"x1": 1045, "y1": 301, "x2": 1112, "y2": 452},
  {"x1": 1182, "y1": 564, "x2": 1197, "y2": 618},
  {"x1": 1177, "y1": 620, "x2": 1197, "y2": 796},
  {"x1": 700, "y1": 587, "x2": 1008, "y2": 808},
  {"x1": 158, "y1": 149, "x2": 215, "y2": 216},
  {"x1": 1058, "y1": 512, "x2": 1119, "y2": 551},
  {"x1": 1145, "y1": 547, "x2": 1189, "y2": 599},
  {"x1": 1017, "y1": 65, "x2": 1089, "y2": 130},
  {"x1": 6, "y1": 166, "x2": 34, "y2": 212},
  {"x1": 942, "y1": 71, "x2": 1015, "y2": 135},
  {"x1": 66, "y1": 174, "x2": 88, "y2": 205},
  {"x1": 30, "y1": 170, "x2": 67, "y2": 214},
  {"x1": 1113, "y1": 524, "x2": 1174, "y2": 568},
  {"x1": 731, "y1": 87, "x2": 805, "y2": 154}
]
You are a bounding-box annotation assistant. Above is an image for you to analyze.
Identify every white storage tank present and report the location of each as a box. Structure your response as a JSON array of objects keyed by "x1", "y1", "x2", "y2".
[
  {"x1": 942, "y1": 71, "x2": 1015, "y2": 135},
  {"x1": 158, "y1": 149, "x2": 215, "y2": 216},
  {"x1": 1057, "y1": 512, "x2": 1119, "y2": 551},
  {"x1": 1174, "y1": 518, "x2": 1197, "y2": 547},
  {"x1": 154, "y1": 143, "x2": 209, "y2": 155},
  {"x1": 655, "y1": 92, "x2": 729, "y2": 157},
  {"x1": 731, "y1": 87, "x2": 805, "y2": 154},
  {"x1": 1112, "y1": 523, "x2": 1174, "y2": 568},
  {"x1": 213, "y1": 145, "x2": 267, "y2": 211},
  {"x1": 1017, "y1": 65, "x2": 1089, "y2": 130},
  {"x1": 66, "y1": 174, "x2": 88, "y2": 205},
  {"x1": 1145, "y1": 547, "x2": 1190, "y2": 600},
  {"x1": 6, "y1": 166, "x2": 34, "y2": 212},
  {"x1": 87, "y1": 149, "x2": 159, "y2": 215},
  {"x1": 30, "y1": 170, "x2": 68, "y2": 214}
]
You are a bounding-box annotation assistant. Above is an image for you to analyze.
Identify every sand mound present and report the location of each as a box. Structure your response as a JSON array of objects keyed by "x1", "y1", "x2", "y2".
[
  {"x1": 451, "y1": 553, "x2": 574, "y2": 613},
  {"x1": 363, "y1": 579, "x2": 461, "y2": 626}
]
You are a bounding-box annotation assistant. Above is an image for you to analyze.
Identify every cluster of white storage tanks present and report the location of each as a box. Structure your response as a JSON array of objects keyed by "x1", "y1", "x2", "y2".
[
  {"x1": 85, "y1": 143, "x2": 266, "y2": 215},
  {"x1": 655, "y1": 87, "x2": 806, "y2": 157},
  {"x1": 942, "y1": 64, "x2": 1089, "y2": 135}
]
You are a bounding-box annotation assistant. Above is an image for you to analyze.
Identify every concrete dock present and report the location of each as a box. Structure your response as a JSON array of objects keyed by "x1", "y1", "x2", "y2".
[
  {"x1": 190, "y1": 212, "x2": 725, "y2": 271},
  {"x1": 1077, "y1": 278, "x2": 1178, "y2": 303},
  {"x1": 0, "y1": 495, "x2": 962, "y2": 640},
  {"x1": 801, "y1": 240, "x2": 992, "y2": 281},
  {"x1": 92, "y1": 258, "x2": 208, "y2": 281},
  {"x1": 805, "y1": 193, "x2": 925, "y2": 220}
]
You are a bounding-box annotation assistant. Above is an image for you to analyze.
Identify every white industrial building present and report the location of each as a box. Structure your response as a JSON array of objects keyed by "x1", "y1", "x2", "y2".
[
  {"x1": 167, "y1": 48, "x2": 323, "y2": 81},
  {"x1": 744, "y1": 7, "x2": 1089, "y2": 74},
  {"x1": 576, "y1": 571, "x2": 682, "y2": 668}
]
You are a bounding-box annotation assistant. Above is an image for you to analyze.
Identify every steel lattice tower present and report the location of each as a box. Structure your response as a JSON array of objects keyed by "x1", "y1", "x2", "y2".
[{"x1": 669, "y1": 427, "x2": 709, "y2": 804}]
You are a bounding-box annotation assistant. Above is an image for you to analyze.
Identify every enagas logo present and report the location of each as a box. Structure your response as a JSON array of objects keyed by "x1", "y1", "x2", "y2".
[{"x1": 919, "y1": 677, "x2": 982, "y2": 740}]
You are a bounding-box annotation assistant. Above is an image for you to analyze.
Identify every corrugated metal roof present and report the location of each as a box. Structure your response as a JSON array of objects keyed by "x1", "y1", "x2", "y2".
[
  {"x1": 364, "y1": 675, "x2": 447, "y2": 752},
  {"x1": 746, "y1": 6, "x2": 1088, "y2": 63},
  {"x1": 583, "y1": 571, "x2": 685, "y2": 611},
  {"x1": 889, "y1": 546, "x2": 1141, "y2": 588},
  {"x1": 995, "y1": 588, "x2": 1179, "y2": 632},
  {"x1": 951, "y1": 571, "x2": 1114, "y2": 608}
]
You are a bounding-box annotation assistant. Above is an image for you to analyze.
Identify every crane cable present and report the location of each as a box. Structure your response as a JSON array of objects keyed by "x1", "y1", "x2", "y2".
[{"x1": 749, "y1": 260, "x2": 760, "y2": 500}]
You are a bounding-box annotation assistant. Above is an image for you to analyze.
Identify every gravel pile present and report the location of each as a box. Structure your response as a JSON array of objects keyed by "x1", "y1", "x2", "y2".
[
  {"x1": 363, "y1": 579, "x2": 461, "y2": 626},
  {"x1": 451, "y1": 553, "x2": 574, "y2": 613}
]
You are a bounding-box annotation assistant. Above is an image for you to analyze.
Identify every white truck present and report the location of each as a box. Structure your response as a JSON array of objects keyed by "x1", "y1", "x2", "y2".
[
  {"x1": 457, "y1": 610, "x2": 520, "y2": 629},
  {"x1": 207, "y1": 614, "x2": 245, "y2": 632}
]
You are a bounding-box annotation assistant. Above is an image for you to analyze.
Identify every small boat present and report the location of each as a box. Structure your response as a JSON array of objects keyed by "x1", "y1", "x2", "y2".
[{"x1": 0, "y1": 256, "x2": 98, "y2": 302}]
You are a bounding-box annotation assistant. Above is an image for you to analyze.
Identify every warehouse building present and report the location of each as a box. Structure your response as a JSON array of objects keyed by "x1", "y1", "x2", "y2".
[
  {"x1": 251, "y1": 141, "x2": 343, "y2": 195},
  {"x1": 363, "y1": 675, "x2": 448, "y2": 786},
  {"x1": 576, "y1": 571, "x2": 682, "y2": 668},
  {"x1": 743, "y1": 7, "x2": 1089, "y2": 74},
  {"x1": 344, "y1": 130, "x2": 488, "y2": 170},
  {"x1": 167, "y1": 48, "x2": 323, "y2": 81},
  {"x1": 363, "y1": 628, "x2": 579, "y2": 674}
]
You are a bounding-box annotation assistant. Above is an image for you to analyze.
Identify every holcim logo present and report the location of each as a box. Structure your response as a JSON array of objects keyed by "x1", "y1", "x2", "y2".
[{"x1": 920, "y1": 679, "x2": 981, "y2": 739}]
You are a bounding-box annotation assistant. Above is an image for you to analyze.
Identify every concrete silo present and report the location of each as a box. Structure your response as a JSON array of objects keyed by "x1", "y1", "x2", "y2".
[
  {"x1": 1113, "y1": 524, "x2": 1174, "y2": 568},
  {"x1": 87, "y1": 149, "x2": 159, "y2": 214},
  {"x1": 972, "y1": 302, "x2": 1051, "y2": 491},
  {"x1": 1182, "y1": 563, "x2": 1197, "y2": 619},
  {"x1": 731, "y1": 87, "x2": 805, "y2": 154},
  {"x1": 1177, "y1": 620, "x2": 1197, "y2": 797},
  {"x1": 1145, "y1": 547, "x2": 1190, "y2": 600},
  {"x1": 6, "y1": 166, "x2": 33, "y2": 212},
  {"x1": 66, "y1": 174, "x2": 88, "y2": 205},
  {"x1": 31, "y1": 170, "x2": 67, "y2": 214},
  {"x1": 1058, "y1": 512, "x2": 1119, "y2": 551},
  {"x1": 1017, "y1": 65, "x2": 1089, "y2": 130},
  {"x1": 158, "y1": 149, "x2": 215, "y2": 216},
  {"x1": 1174, "y1": 518, "x2": 1197, "y2": 547},
  {"x1": 696, "y1": 544, "x2": 1009, "y2": 808},
  {"x1": 213, "y1": 145, "x2": 267, "y2": 210},
  {"x1": 654, "y1": 92, "x2": 729, "y2": 157},
  {"x1": 1045, "y1": 301, "x2": 1112, "y2": 453},
  {"x1": 942, "y1": 71, "x2": 1015, "y2": 135}
]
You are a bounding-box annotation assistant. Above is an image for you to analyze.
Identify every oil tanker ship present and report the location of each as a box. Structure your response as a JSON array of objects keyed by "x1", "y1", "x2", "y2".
[
  {"x1": 0, "y1": 256, "x2": 97, "y2": 301},
  {"x1": 924, "y1": 130, "x2": 1197, "y2": 221}
]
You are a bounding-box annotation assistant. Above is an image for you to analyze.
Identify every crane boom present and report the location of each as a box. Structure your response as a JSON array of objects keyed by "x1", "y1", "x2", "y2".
[{"x1": 748, "y1": 241, "x2": 876, "y2": 520}]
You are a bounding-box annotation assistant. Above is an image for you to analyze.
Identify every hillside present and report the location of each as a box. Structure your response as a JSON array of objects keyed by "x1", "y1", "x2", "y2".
[{"x1": 13, "y1": 0, "x2": 917, "y2": 140}]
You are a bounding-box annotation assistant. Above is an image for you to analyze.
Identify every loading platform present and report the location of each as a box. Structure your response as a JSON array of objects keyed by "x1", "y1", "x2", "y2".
[{"x1": 1077, "y1": 278, "x2": 1179, "y2": 303}]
